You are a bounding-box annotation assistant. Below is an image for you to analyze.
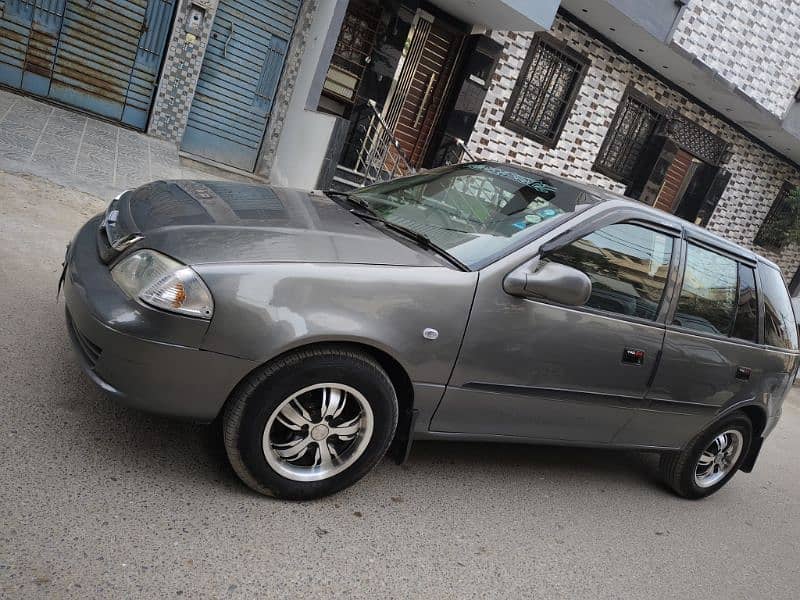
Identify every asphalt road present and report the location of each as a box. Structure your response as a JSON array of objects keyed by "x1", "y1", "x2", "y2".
[{"x1": 2, "y1": 171, "x2": 800, "y2": 599}]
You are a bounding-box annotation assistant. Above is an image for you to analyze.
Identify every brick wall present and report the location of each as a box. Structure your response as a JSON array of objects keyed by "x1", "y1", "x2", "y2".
[
  {"x1": 467, "y1": 15, "x2": 800, "y2": 277},
  {"x1": 671, "y1": 0, "x2": 800, "y2": 118}
]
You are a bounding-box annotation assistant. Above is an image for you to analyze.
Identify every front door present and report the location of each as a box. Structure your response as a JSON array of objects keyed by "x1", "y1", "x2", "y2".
[
  {"x1": 381, "y1": 10, "x2": 464, "y2": 168},
  {"x1": 180, "y1": 0, "x2": 301, "y2": 171},
  {"x1": 652, "y1": 149, "x2": 701, "y2": 213},
  {"x1": 430, "y1": 221, "x2": 678, "y2": 443}
]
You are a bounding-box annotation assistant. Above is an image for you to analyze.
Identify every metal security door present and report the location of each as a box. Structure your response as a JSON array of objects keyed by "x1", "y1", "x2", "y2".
[
  {"x1": 180, "y1": 0, "x2": 301, "y2": 171},
  {"x1": 50, "y1": 0, "x2": 175, "y2": 128},
  {"x1": 0, "y1": 0, "x2": 66, "y2": 94},
  {"x1": 0, "y1": 0, "x2": 174, "y2": 129},
  {"x1": 380, "y1": 10, "x2": 464, "y2": 168}
]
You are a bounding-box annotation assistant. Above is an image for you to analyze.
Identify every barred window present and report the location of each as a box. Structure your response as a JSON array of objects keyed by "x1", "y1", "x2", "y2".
[
  {"x1": 501, "y1": 33, "x2": 590, "y2": 147},
  {"x1": 594, "y1": 88, "x2": 666, "y2": 183},
  {"x1": 754, "y1": 182, "x2": 799, "y2": 250}
]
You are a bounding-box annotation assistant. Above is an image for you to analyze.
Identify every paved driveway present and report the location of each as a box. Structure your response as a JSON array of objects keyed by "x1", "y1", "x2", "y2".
[{"x1": 2, "y1": 171, "x2": 800, "y2": 599}]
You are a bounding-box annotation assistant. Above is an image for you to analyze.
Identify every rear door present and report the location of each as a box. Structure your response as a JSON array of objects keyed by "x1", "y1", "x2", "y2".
[
  {"x1": 616, "y1": 239, "x2": 797, "y2": 448},
  {"x1": 430, "y1": 217, "x2": 680, "y2": 443}
]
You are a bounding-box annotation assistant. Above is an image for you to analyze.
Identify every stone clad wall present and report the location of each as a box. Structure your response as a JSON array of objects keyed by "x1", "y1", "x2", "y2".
[
  {"x1": 467, "y1": 14, "x2": 800, "y2": 276},
  {"x1": 670, "y1": 0, "x2": 800, "y2": 118}
]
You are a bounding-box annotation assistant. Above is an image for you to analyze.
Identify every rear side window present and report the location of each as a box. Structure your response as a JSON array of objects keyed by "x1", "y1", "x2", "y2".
[
  {"x1": 673, "y1": 244, "x2": 737, "y2": 335},
  {"x1": 546, "y1": 223, "x2": 673, "y2": 320},
  {"x1": 731, "y1": 265, "x2": 758, "y2": 342},
  {"x1": 759, "y1": 264, "x2": 799, "y2": 350}
]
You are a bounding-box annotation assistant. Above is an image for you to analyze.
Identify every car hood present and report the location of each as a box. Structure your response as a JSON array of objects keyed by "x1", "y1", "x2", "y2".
[{"x1": 120, "y1": 180, "x2": 442, "y2": 267}]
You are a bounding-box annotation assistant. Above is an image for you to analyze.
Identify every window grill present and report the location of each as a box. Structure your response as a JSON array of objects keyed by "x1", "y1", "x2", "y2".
[
  {"x1": 666, "y1": 116, "x2": 729, "y2": 166},
  {"x1": 754, "y1": 181, "x2": 798, "y2": 250},
  {"x1": 322, "y1": 0, "x2": 382, "y2": 105},
  {"x1": 501, "y1": 33, "x2": 590, "y2": 147},
  {"x1": 594, "y1": 88, "x2": 666, "y2": 184}
]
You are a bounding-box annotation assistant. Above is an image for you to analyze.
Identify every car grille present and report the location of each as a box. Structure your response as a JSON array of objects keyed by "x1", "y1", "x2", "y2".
[
  {"x1": 96, "y1": 224, "x2": 119, "y2": 264},
  {"x1": 66, "y1": 311, "x2": 103, "y2": 368}
]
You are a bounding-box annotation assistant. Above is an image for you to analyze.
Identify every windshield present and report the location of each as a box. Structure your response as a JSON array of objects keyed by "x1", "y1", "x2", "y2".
[{"x1": 351, "y1": 163, "x2": 596, "y2": 269}]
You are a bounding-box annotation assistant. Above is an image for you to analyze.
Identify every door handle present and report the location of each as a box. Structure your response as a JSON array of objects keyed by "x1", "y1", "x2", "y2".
[
  {"x1": 622, "y1": 348, "x2": 645, "y2": 366},
  {"x1": 735, "y1": 366, "x2": 751, "y2": 381},
  {"x1": 223, "y1": 21, "x2": 235, "y2": 58}
]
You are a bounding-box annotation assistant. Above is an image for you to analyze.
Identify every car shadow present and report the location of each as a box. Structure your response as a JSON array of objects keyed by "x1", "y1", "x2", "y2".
[
  {"x1": 397, "y1": 439, "x2": 666, "y2": 490},
  {"x1": 55, "y1": 341, "x2": 667, "y2": 498},
  {"x1": 64, "y1": 379, "x2": 670, "y2": 497}
]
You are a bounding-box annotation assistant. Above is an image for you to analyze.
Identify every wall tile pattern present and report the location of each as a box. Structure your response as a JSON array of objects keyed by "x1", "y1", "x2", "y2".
[
  {"x1": 671, "y1": 0, "x2": 800, "y2": 118},
  {"x1": 148, "y1": 0, "x2": 220, "y2": 142}
]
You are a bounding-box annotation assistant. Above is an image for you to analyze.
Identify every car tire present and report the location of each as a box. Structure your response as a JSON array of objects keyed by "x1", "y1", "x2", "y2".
[
  {"x1": 659, "y1": 412, "x2": 752, "y2": 499},
  {"x1": 223, "y1": 346, "x2": 398, "y2": 500}
]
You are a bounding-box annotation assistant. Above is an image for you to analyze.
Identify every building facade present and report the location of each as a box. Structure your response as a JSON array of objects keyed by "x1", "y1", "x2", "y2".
[
  {"x1": 1, "y1": 0, "x2": 800, "y2": 285},
  {"x1": 467, "y1": 13, "x2": 800, "y2": 277}
]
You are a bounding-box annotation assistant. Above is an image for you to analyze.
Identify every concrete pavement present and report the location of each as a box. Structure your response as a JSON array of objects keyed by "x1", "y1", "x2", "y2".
[
  {"x1": 0, "y1": 89, "x2": 250, "y2": 200},
  {"x1": 2, "y1": 170, "x2": 800, "y2": 599}
]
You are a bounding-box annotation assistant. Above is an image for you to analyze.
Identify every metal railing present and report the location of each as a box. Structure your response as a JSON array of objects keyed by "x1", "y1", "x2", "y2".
[
  {"x1": 351, "y1": 100, "x2": 415, "y2": 186},
  {"x1": 335, "y1": 101, "x2": 477, "y2": 189},
  {"x1": 425, "y1": 132, "x2": 476, "y2": 167}
]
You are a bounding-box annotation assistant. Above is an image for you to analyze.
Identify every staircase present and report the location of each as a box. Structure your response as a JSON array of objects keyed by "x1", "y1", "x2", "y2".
[
  {"x1": 331, "y1": 100, "x2": 477, "y2": 190},
  {"x1": 332, "y1": 100, "x2": 415, "y2": 190}
]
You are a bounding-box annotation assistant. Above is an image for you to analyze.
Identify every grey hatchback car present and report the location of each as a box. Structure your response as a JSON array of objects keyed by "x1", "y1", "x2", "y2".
[{"x1": 62, "y1": 162, "x2": 799, "y2": 500}]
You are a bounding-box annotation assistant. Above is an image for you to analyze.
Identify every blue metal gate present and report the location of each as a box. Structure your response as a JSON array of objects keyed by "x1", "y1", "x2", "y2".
[
  {"x1": 180, "y1": 0, "x2": 301, "y2": 171},
  {"x1": 0, "y1": 0, "x2": 175, "y2": 129}
]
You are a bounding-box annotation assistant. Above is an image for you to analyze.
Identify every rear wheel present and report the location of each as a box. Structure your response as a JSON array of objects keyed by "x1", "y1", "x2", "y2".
[
  {"x1": 223, "y1": 347, "x2": 398, "y2": 500},
  {"x1": 660, "y1": 413, "x2": 752, "y2": 499}
]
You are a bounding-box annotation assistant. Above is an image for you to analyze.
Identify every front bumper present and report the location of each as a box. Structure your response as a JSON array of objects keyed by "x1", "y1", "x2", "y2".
[{"x1": 63, "y1": 216, "x2": 256, "y2": 422}]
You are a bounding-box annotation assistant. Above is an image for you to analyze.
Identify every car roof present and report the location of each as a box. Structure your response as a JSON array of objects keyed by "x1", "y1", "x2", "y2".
[{"x1": 485, "y1": 161, "x2": 780, "y2": 271}]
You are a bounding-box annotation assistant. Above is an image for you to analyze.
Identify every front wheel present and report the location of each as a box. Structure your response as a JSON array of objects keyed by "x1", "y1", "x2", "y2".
[
  {"x1": 223, "y1": 347, "x2": 398, "y2": 500},
  {"x1": 660, "y1": 413, "x2": 752, "y2": 499}
]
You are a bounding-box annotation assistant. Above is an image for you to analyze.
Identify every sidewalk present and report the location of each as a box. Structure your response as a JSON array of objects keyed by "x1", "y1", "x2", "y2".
[{"x1": 0, "y1": 88, "x2": 248, "y2": 200}]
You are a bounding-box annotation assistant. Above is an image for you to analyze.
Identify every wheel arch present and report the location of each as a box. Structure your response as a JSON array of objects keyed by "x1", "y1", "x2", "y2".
[
  {"x1": 737, "y1": 404, "x2": 767, "y2": 473},
  {"x1": 706, "y1": 402, "x2": 767, "y2": 474},
  {"x1": 737, "y1": 404, "x2": 767, "y2": 439},
  {"x1": 220, "y1": 340, "x2": 416, "y2": 454}
]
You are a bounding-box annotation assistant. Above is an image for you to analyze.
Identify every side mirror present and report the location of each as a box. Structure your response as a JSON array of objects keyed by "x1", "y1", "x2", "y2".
[{"x1": 504, "y1": 259, "x2": 592, "y2": 306}]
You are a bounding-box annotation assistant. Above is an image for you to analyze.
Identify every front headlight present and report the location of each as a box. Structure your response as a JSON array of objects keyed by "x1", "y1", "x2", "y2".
[{"x1": 111, "y1": 250, "x2": 214, "y2": 319}]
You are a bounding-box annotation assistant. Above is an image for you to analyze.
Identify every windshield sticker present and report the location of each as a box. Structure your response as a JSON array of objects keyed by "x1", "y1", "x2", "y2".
[
  {"x1": 536, "y1": 207, "x2": 560, "y2": 218},
  {"x1": 465, "y1": 163, "x2": 558, "y2": 194}
]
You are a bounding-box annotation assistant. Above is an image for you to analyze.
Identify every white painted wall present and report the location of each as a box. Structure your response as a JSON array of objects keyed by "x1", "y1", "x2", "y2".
[
  {"x1": 268, "y1": 1, "x2": 339, "y2": 189},
  {"x1": 429, "y1": 0, "x2": 558, "y2": 31}
]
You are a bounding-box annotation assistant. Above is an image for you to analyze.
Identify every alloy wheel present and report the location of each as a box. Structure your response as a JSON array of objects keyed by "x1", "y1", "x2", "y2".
[
  {"x1": 262, "y1": 383, "x2": 374, "y2": 482},
  {"x1": 693, "y1": 429, "x2": 743, "y2": 488}
]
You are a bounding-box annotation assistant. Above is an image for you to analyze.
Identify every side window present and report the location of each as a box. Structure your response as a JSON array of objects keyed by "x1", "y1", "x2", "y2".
[
  {"x1": 731, "y1": 265, "x2": 758, "y2": 342},
  {"x1": 546, "y1": 223, "x2": 673, "y2": 320},
  {"x1": 758, "y1": 264, "x2": 799, "y2": 350},
  {"x1": 673, "y1": 244, "x2": 737, "y2": 335}
]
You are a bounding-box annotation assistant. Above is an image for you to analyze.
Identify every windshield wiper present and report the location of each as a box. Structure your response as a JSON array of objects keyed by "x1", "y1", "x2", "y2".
[
  {"x1": 351, "y1": 210, "x2": 468, "y2": 271},
  {"x1": 325, "y1": 189, "x2": 469, "y2": 270},
  {"x1": 324, "y1": 189, "x2": 378, "y2": 213}
]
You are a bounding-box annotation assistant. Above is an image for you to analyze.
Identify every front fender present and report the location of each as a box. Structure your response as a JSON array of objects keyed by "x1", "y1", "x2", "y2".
[{"x1": 195, "y1": 263, "x2": 478, "y2": 385}]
